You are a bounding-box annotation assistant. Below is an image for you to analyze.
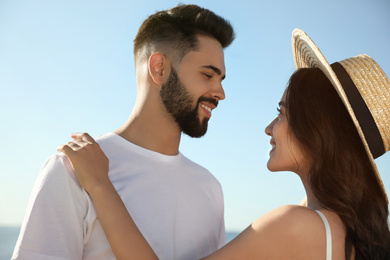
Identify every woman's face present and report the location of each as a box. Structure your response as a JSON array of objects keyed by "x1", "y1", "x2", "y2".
[{"x1": 265, "y1": 91, "x2": 310, "y2": 174}]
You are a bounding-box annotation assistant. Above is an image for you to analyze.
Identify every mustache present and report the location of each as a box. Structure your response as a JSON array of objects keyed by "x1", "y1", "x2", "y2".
[{"x1": 198, "y1": 97, "x2": 218, "y2": 108}]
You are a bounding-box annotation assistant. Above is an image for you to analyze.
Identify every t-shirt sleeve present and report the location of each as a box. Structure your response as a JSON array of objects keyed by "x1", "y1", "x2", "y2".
[
  {"x1": 216, "y1": 183, "x2": 226, "y2": 249},
  {"x1": 12, "y1": 154, "x2": 90, "y2": 260}
]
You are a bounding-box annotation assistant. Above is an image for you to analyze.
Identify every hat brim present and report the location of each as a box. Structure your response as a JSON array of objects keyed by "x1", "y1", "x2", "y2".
[{"x1": 291, "y1": 28, "x2": 388, "y2": 203}]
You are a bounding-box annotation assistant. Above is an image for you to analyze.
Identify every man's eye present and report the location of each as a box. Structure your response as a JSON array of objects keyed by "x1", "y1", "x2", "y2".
[{"x1": 203, "y1": 73, "x2": 212, "y2": 79}]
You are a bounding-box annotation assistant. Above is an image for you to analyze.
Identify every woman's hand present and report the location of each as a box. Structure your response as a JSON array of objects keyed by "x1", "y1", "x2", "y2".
[
  {"x1": 57, "y1": 133, "x2": 158, "y2": 260},
  {"x1": 57, "y1": 132, "x2": 110, "y2": 196}
]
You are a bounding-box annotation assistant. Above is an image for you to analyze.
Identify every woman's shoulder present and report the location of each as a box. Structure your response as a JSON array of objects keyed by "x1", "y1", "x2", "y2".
[
  {"x1": 249, "y1": 205, "x2": 335, "y2": 259},
  {"x1": 205, "y1": 205, "x2": 346, "y2": 260},
  {"x1": 252, "y1": 204, "x2": 325, "y2": 235}
]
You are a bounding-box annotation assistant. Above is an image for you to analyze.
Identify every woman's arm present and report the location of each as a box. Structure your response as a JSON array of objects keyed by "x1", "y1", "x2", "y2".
[
  {"x1": 57, "y1": 133, "x2": 158, "y2": 260},
  {"x1": 58, "y1": 133, "x2": 326, "y2": 260}
]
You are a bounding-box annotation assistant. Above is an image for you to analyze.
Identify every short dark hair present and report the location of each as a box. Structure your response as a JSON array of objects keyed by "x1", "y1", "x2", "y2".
[
  {"x1": 133, "y1": 4, "x2": 235, "y2": 64},
  {"x1": 285, "y1": 68, "x2": 390, "y2": 259}
]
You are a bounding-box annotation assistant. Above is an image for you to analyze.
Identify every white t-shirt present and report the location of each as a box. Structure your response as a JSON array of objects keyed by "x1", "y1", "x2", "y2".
[{"x1": 12, "y1": 133, "x2": 225, "y2": 260}]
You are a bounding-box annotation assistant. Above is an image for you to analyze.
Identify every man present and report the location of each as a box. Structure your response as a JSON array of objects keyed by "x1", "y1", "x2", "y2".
[{"x1": 12, "y1": 4, "x2": 235, "y2": 260}]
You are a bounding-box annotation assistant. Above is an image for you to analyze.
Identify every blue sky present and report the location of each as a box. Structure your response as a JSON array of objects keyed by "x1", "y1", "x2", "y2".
[{"x1": 1, "y1": 0, "x2": 389, "y2": 232}]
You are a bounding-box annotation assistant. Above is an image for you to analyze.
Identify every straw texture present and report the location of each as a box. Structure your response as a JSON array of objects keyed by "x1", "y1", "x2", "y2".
[{"x1": 340, "y1": 56, "x2": 390, "y2": 153}]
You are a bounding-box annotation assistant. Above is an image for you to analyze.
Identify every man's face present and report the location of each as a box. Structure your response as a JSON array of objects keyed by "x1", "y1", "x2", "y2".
[
  {"x1": 160, "y1": 67, "x2": 218, "y2": 137},
  {"x1": 160, "y1": 35, "x2": 226, "y2": 138}
]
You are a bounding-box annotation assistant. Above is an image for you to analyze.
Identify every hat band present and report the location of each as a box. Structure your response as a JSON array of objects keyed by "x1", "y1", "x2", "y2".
[{"x1": 331, "y1": 62, "x2": 385, "y2": 159}]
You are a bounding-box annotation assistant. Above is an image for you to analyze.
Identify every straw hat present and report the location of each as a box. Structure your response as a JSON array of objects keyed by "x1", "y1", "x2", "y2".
[{"x1": 292, "y1": 28, "x2": 390, "y2": 204}]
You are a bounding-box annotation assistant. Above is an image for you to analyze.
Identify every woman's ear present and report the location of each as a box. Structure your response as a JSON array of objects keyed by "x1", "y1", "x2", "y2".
[{"x1": 148, "y1": 53, "x2": 170, "y2": 86}]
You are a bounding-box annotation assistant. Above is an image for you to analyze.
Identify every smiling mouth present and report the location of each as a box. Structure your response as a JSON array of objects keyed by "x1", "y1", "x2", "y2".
[
  {"x1": 269, "y1": 140, "x2": 276, "y2": 153},
  {"x1": 198, "y1": 97, "x2": 218, "y2": 118},
  {"x1": 269, "y1": 146, "x2": 276, "y2": 156},
  {"x1": 200, "y1": 103, "x2": 212, "y2": 113}
]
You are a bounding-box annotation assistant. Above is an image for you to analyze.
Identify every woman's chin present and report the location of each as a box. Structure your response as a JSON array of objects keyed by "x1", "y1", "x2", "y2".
[{"x1": 266, "y1": 161, "x2": 278, "y2": 172}]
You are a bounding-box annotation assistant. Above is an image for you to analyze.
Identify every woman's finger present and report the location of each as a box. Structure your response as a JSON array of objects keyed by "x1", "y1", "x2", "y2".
[
  {"x1": 67, "y1": 141, "x2": 82, "y2": 150},
  {"x1": 71, "y1": 132, "x2": 95, "y2": 144},
  {"x1": 56, "y1": 141, "x2": 81, "y2": 154},
  {"x1": 56, "y1": 144, "x2": 75, "y2": 157},
  {"x1": 70, "y1": 138, "x2": 90, "y2": 148}
]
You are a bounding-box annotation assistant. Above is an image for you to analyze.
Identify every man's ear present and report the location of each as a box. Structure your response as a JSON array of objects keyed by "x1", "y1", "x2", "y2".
[{"x1": 148, "y1": 53, "x2": 170, "y2": 86}]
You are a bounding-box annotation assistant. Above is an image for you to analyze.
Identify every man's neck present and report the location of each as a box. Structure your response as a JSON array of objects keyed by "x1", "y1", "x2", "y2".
[{"x1": 114, "y1": 111, "x2": 182, "y2": 156}]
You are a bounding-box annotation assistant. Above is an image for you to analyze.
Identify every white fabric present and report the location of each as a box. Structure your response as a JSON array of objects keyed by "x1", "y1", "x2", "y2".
[
  {"x1": 314, "y1": 210, "x2": 332, "y2": 260},
  {"x1": 12, "y1": 132, "x2": 225, "y2": 260}
]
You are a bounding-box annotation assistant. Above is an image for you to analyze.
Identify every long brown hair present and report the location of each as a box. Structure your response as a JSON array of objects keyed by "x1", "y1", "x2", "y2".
[{"x1": 285, "y1": 68, "x2": 390, "y2": 259}]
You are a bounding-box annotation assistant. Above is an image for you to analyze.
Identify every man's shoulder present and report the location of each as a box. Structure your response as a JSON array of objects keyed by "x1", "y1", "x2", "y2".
[
  {"x1": 94, "y1": 132, "x2": 114, "y2": 143},
  {"x1": 179, "y1": 154, "x2": 212, "y2": 174},
  {"x1": 94, "y1": 132, "x2": 130, "y2": 156},
  {"x1": 12, "y1": 155, "x2": 94, "y2": 260},
  {"x1": 32, "y1": 153, "x2": 91, "y2": 215},
  {"x1": 94, "y1": 132, "x2": 115, "y2": 149},
  {"x1": 179, "y1": 154, "x2": 222, "y2": 187},
  {"x1": 40, "y1": 153, "x2": 69, "y2": 176},
  {"x1": 38, "y1": 153, "x2": 84, "y2": 192}
]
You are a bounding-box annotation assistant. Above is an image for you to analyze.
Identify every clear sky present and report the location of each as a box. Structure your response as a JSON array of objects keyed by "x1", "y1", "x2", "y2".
[{"x1": 1, "y1": 0, "x2": 389, "y2": 233}]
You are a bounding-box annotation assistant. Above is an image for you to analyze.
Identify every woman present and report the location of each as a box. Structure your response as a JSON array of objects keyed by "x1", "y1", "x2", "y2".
[{"x1": 58, "y1": 29, "x2": 390, "y2": 259}]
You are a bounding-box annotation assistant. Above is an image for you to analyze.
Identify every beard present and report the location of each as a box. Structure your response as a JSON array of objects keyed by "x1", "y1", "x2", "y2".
[{"x1": 160, "y1": 67, "x2": 217, "y2": 138}]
